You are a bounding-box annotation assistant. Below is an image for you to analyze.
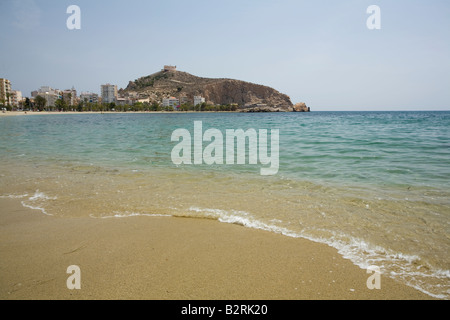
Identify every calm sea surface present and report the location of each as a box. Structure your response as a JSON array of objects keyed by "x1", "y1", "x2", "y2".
[{"x1": 1, "y1": 111, "x2": 449, "y2": 298}]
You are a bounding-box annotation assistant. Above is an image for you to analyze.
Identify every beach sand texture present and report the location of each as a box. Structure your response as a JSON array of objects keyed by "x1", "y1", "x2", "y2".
[{"x1": 0, "y1": 198, "x2": 432, "y2": 300}]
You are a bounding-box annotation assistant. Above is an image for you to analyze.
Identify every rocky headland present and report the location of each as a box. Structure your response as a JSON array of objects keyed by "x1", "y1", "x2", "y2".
[{"x1": 121, "y1": 67, "x2": 309, "y2": 112}]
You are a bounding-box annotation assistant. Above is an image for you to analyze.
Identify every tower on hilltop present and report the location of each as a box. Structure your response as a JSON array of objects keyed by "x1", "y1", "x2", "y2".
[{"x1": 163, "y1": 65, "x2": 177, "y2": 72}]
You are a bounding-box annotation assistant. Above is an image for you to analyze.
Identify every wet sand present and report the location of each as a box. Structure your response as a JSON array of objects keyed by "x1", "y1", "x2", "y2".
[{"x1": 0, "y1": 198, "x2": 433, "y2": 300}]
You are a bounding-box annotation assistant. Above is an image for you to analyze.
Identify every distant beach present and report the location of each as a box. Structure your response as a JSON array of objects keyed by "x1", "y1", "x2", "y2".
[
  {"x1": 0, "y1": 110, "x2": 241, "y2": 117},
  {"x1": 0, "y1": 111, "x2": 179, "y2": 116}
]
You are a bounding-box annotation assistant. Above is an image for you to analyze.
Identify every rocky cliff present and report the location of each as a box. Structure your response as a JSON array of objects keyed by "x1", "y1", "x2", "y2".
[
  {"x1": 293, "y1": 102, "x2": 310, "y2": 112},
  {"x1": 122, "y1": 69, "x2": 308, "y2": 112}
]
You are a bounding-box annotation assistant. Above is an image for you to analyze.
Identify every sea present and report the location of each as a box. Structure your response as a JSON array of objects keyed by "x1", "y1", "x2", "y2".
[{"x1": 0, "y1": 111, "x2": 449, "y2": 299}]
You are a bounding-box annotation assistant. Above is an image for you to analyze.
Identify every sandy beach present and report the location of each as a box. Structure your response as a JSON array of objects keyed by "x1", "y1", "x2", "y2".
[
  {"x1": 0, "y1": 111, "x2": 235, "y2": 117},
  {"x1": 0, "y1": 198, "x2": 433, "y2": 300},
  {"x1": 0, "y1": 111, "x2": 161, "y2": 117}
]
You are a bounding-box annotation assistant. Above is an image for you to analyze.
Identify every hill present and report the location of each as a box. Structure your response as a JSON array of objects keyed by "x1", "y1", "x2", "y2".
[{"x1": 121, "y1": 67, "x2": 308, "y2": 112}]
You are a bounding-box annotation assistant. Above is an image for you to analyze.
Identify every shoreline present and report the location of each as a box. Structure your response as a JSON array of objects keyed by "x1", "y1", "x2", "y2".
[
  {"x1": 0, "y1": 110, "x2": 267, "y2": 117},
  {"x1": 0, "y1": 198, "x2": 434, "y2": 300},
  {"x1": 0, "y1": 111, "x2": 198, "y2": 117}
]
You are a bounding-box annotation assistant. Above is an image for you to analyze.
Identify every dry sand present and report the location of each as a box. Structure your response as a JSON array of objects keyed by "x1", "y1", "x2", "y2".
[{"x1": 0, "y1": 198, "x2": 433, "y2": 300}]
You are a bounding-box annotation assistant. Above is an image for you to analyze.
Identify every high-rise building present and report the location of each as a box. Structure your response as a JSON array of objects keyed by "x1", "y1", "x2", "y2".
[
  {"x1": 101, "y1": 84, "x2": 118, "y2": 104},
  {"x1": 10, "y1": 91, "x2": 22, "y2": 107},
  {"x1": 0, "y1": 78, "x2": 12, "y2": 105},
  {"x1": 33, "y1": 86, "x2": 61, "y2": 108},
  {"x1": 63, "y1": 87, "x2": 77, "y2": 106}
]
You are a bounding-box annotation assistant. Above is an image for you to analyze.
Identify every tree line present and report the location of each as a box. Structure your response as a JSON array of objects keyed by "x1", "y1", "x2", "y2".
[{"x1": 3, "y1": 95, "x2": 240, "y2": 113}]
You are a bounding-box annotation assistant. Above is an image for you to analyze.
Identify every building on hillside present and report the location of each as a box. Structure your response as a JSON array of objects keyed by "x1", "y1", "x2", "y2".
[
  {"x1": 0, "y1": 78, "x2": 12, "y2": 105},
  {"x1": 101, "y1": 84, "x2": 118, "y2": 104},
  {"x1": 180, "y1": 95, "x2": 189, "y2": 105},
  {"x1": 115, "y1": 97, "x2": 127, "y2": 106},
  {"x1": 163, "y1": 65, "x2": 177, "y2": 72},
  {"x1": 162, "y1": 97, "x2": 180, "y2": 109},
  {"x1": 194, "y1": 96, "x2": 205, "y2": 106},
  {"x1": 137, "y1": 97, "x2": 150, "y2": 104}
]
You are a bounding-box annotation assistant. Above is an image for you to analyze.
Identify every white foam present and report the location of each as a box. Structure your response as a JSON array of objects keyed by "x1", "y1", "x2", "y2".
[
  {"x1": 189, "y1": 207, "x2": 250, "y2": 217},
  {"x1": 0, "y1": 194, "x2": 29, "y2": 199},
  {"x1": 28, "y1": 190, "x2": 57, "y2": 201},
  {"x1": 91, "y1": 212, "x2": 172, "y2": 219},
  {"x1": 21, "y1": 201, "x2": 53, "y2": 216},
  {"x1": 188, "y1": 207, "x2": 301, "y2": 238},
  {"x1": 18, "y1": 191, "x2": 57, "y2": 216}
]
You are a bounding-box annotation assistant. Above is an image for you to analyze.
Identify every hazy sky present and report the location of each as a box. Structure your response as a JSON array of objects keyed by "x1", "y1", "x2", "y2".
[{"x1": 0, "y1": 0, "x2": 449, "y2": 111}]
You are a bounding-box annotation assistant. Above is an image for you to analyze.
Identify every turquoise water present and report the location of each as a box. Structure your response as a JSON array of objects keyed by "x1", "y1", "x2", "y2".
[
  {"x1": 1, "y1": 111, "x2": 449, "y2": 298},
  {"x1": 1, "y1": 112, "x2": 449, "y2": 188}
]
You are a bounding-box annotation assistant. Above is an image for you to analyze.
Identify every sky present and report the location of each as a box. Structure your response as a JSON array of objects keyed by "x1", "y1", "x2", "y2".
[{"x1": 0, "y1": 0, "x2": 449, "y2": 111}]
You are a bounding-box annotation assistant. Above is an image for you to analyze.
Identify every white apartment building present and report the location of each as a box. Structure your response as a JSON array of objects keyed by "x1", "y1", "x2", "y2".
[
  {"x1": 162, "y1": 97, "x2": 180, "y2": 109},
  {"x1": 80, "y1": 92, "x2": 99, "y2": 104},
  {"x1": 32, "y1": 86, "x2": 61, "y2": 108},
  {"x1": 39, "y1": 92, "x2": 60, "y2": 108},
  {"x1": 194, "y1": 96, "x2": 205, "y2": 106},
  {"x1": 39, "y1": 86, "x2": 53, "y2": 93},
  {"x1": 101, "y1": 84, "x2": 118, "y2": 104},
  {"x1": 10, "y1": 91, "x2": 22, "y2": 107},
  {"x1": 33, "y1": 86, "x2": 60, "y2": 96}
]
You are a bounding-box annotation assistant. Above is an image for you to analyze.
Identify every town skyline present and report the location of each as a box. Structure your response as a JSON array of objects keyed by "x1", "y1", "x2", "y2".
[{"x1": 1, "y1": 67, "x2": 213, "y2": 112}]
